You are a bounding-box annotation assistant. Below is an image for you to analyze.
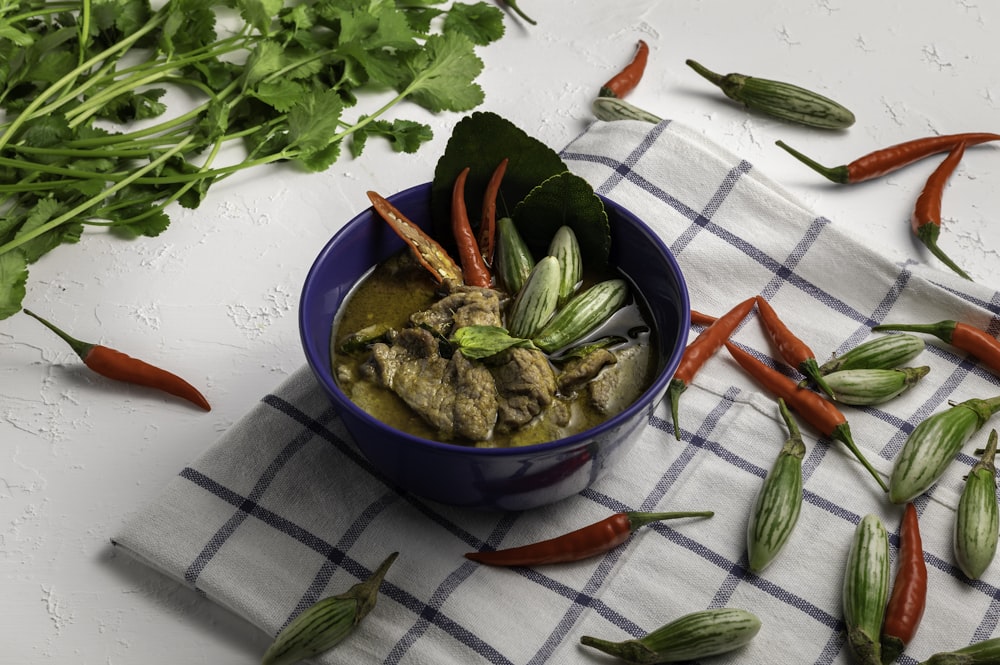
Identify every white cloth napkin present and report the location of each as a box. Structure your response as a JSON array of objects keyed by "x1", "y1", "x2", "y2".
[{"x1": 113, "y1": 119, "x2": 1000, "y2": 665}]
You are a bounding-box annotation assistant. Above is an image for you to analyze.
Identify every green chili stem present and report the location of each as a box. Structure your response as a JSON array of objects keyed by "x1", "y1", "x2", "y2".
[
  {"x1": 625, "y1": 511, "x2": 715, "y2": 531},
  {"x1": 22, "y1": 309, "x2": 94, "y2": 359},
  {"x1": 871, "y1": 320, "x2": 958, "y2": 344},
  {"x1": 775, "y1": 140, "x2": 851, "y2": 184}
]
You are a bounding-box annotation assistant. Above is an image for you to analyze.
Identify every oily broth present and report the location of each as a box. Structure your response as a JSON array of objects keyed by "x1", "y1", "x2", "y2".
[{"x1": 330, "y1": 248, "x2": 659, "y2": 447}]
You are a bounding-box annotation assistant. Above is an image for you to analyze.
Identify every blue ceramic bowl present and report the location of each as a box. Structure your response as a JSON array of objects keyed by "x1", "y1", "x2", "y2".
[{"x1": 300, "y1": 183, "x2": 689, "y2": 510}]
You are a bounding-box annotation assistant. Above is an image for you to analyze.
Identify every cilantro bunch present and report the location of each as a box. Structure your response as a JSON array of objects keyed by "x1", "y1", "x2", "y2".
[{"x1": 0, "y1": 0, "x2": 508, "y2": 319}]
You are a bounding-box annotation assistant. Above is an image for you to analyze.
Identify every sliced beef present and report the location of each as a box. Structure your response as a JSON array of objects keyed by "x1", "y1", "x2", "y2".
[
  {"x1": 409, "y1": 282, "x2": 503, "y2": 336},
  {"x1": 556, "y1": 348, "x2": 617, "y2": 395},
  {"x1": 490, "y1": 347, "x2": 558, "y2": 432},
  {"x1": 365, "y1": 328, "x2": 497, "y2": 442}
]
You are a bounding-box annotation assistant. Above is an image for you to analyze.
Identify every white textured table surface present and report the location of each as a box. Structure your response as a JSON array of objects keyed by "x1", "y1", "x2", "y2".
[{"x1": 4, "y1": 2, "x2": 1000, "y2": 663}]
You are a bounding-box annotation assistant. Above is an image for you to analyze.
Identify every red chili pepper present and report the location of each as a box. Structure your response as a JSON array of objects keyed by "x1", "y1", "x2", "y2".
[
  {"x1": 451, "y1": 167, "x2": 492, "y2": 288},
  {"x1": 776, "y1": 132, "x2": 1000, "y2": 184},
  {"x1": 872, "y1": 319, "x2": 1000, "y2": 375},
  {"x1": 910, "y1": 142, "x2": 972, "y2": 280},
  {"x1": 23, "y1": 309, "x2": 211, "y2": 411},
  {"x1": 724, "y1": 341, "x2": 888, "y2": 492},
  {"x1": 367, "y1": 190, "x2": 463, "y2": 284},
  {"x1": 690, "y1": 310, "x2": 718, "y2": 327},
  {"x1": 599, "y1": 40, "x2": 650, "y2": 99},
  {"x1": 668, "y1": 296, "x2": 756, "y2": 440},
  {"x1": 880, "y1": 502, "x2": 928, "y2": 664},
  {"x1": 478, "y1": 158, "x2": 508, "y2": 266},
  {"x1": 755, "y1": 296, "x2": 837, "y2": 401},
  {"x1": 464, "y1": 510, "x2": 713, "y2": 567}
]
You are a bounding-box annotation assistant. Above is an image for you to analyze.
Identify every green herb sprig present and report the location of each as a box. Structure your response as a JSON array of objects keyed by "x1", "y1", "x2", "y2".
[{"x1": 0, "y1": 0, "x2": 508, "y2": 319}]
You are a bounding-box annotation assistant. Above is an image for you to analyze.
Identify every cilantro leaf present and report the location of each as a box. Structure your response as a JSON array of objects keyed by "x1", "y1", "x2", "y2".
[
  {"x1": 0, "y1": 250, "x2": 28, "y2": 320},
  {"x1": 400, "y1": 32, "x2": 483, "y2": 113},
  {"x1": 350, "y1": 118, "x2": 433, "y2": 157},
  {"x1": 15, "y1": 197, "x2": 83, "y2": 263},
  {"x1": 443, "y1": 2, "x2": 505, "y2": 46}
]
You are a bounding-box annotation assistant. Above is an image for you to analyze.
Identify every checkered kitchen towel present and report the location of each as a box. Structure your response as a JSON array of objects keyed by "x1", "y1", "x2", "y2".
[{"x1": 114, "y1": 119, "x2": 1000, "y2": 664}]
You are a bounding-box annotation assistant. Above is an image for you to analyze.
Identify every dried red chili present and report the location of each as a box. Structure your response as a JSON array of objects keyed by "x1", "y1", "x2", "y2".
[
  {"x1": 724, "y1": 341, "x2": 888, "y2": 492},
  {"x1": 755, "y1": 296, "x2": 837, "y2": 400},
  {"x1": 599, "y1": 40, "x2": 650, "y2": 99},
  {"x1": 880, "y1": 502, "x2": 928, "y2": 664},
  {"x1": 452, "y1": 167, "x2": 492, "y2": 288},
  {"x1": 668, "y1": 296, "x2": 756, "y2": 440},
  {"x1": 24, "y1": 309, "x2": 211, "y2": 411},
  {"x1": 911, "y1": 142, "x2": 971, "y2": 280},
  {"x1": 464, "y1": 510, "x2": 713, "y2": 567},
  {"x1": 776, "y1": 132, "x2": 1000, "y2": 184},
  {"x1": 478, "y1": 157, "x2": 508, "y2": 266}
]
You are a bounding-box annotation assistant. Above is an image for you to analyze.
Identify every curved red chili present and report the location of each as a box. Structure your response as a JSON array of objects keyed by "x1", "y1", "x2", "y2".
[
  {"x1": 599, "y1": 40, "x2": 650, "y2": 99},
  {"x1": 464, "y1": 510, "x2": 713, "y2": 567},
  {"x1": 452, "y1": 167, "x2": 492, "y2": 288},
  {"x1": 911, "y1": 142, "x2": 971, "y2": 280},
  {"x1": 724, "y1": 341, "x2": 888, "y2": 492},
  {"x1": 880, "y1": 502, "x2": 928, "y2": 664},
  {"x1": 776, "y1": 132, "x2": 1000, "y2": 184},
  {"x1": 872, "y1": 319, "x2": 1000, "y2": 376},
  {"x1": 478, "y1": 157, "x2": 508, "y2": 266},
  {"x1": 755, "y1": 296, "x2": 836, "y2": 400},
  {"x1": 690, "y1": 310, "x2": 718, "y2": 327},
  {"x1": 23, "y1": 309, "x2": 211, "y2": 411},
  {"x1": 367, "y1": 190, "x2": 463, "y2": 284},
  {"x1": 668, "y1": 296, "x2": 755, "y2": 440}
]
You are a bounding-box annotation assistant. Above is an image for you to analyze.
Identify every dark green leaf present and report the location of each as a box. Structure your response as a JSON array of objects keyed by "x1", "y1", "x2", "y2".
[
  {"x1": 431, "y1": 111, "x2": 567, "y2": 244},
  {"x1": 512, "y1": 172, "x2": 610, "y2": 270}
]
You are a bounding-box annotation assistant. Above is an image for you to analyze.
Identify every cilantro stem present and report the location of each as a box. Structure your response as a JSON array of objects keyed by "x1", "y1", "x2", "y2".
[
  {"x1": 0, "y1": 136, "x2": 195, "y2": 257},
  {"x1": 78, "y1": 0, "x2": 91, "y2": 67},
  {"x1": 0, "y1": 8, "x2": 169, "y2": 152}
]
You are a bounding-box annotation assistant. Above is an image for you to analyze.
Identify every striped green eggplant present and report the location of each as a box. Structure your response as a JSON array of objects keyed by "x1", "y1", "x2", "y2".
[
  {"x1": 591, "y1": 96, "x2": 662, "y2": 124},
  {"x1": 685, "y1": 59, "x2": 855, "y2": 129},
  {"x1": 507, "y1": 255, "x2": 561, "y2": 339},
  {"x1": 747, "y1": 399, "x2": 806, "y2": 573},
  {"x1": 843, "y1": 514, "x2": 890, "y2": 665},
  {"x1": 823, "y1": 366, "x2": 929, "y2": 406},
  {"x1": 495, "y1": 216, "x2": 535, "y2": 294},
  {"x1": 261, "y1": 552, "x2": 397, "y2": 665},
  {"x1": 580, "y1": 608, "x2": 761, "y2": 663},
  {"x1": 533, "y1": 279, "x2": 628, "y2": 353},
  {"x1": 818, "y1": 334, "x2": 926, "y2": 375},
  {"x1": 955, "y1": 430, "x2": 999, "y2": 579},
  {"x1": 918, "y1": 636, "x2": 1000, "y2": 665},
  {"x1": 889, "y1": 396, "x2": 1000, "y2": 504},
  {"x1": 547, "y1": 225, "x2": 583, "y2": 307}
]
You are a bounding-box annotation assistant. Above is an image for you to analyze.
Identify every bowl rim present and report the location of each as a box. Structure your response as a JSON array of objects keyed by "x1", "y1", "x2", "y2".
[{"x1": 299, "y1": 182, "x2": 690, "y2": 458}]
